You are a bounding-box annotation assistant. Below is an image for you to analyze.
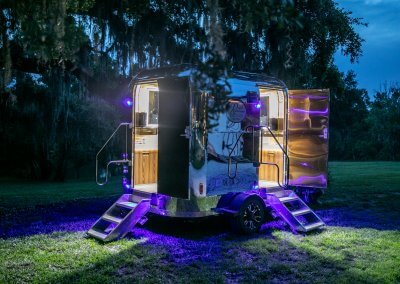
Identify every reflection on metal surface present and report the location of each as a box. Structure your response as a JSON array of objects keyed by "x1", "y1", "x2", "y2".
[
  {"x1": 129, "y1": 68, "x2": 330, "y2": 218},
  {"x1": 151, "y1": 190, "x2": 221, "y2": 217},
  {"x1": 206, "y1": 90, "x2": 261, "y2": 196},
  {"x1": 288, "y1": 89, "x2": 330, "y2": 188},
  {"x1": 258, "y1": 88, "x2": 287, "y2": 186},
  {"x1": 189, "y1": 91, "x2": 208, "y2": 198}
]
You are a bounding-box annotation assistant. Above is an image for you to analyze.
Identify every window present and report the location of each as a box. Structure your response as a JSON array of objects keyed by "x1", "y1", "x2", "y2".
[{"x1": 148, "y1": 91, "x2": 159, "y2": 125}]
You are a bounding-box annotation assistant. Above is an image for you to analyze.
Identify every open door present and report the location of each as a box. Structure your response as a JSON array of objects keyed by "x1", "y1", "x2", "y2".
[
  {"x1": 157, "y1": 78, "x2": 190, "y2": 199},
  {"x1": 287, "y1": 89, "x2": 330, "y2": 188}
]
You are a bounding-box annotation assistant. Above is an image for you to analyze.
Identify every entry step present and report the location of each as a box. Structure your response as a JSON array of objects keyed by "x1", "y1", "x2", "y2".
[
  {"x1": 279, "y1": 196, "x2": 298, "y2": 203},
  {"x1": 302, "y1": 221, "x2": 325, "y2": 232},
  {"x1": 291, "y1": 208, "x2": 311, "y2": 216},
  {"x1": 117, "y1": 201, "x2": 137, "y2": 209},
  {"x1": 87, "y1": 229, "x2": 107, "y2": 240},
  {"x1": 102, "y1": 214, "x2": 122, "y2": 224},
  {"x1": 265, "y1": 190, "x2": 325, "y2": 233},
  {"x1": 87, "y1": 194, "x2": 150, "y2": 242}
]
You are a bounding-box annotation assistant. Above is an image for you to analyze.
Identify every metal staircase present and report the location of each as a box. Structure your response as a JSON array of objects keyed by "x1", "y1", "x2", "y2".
[
  {"x1": 265, "y1": 189, "x2": 324, "y2": 233},
  {"x1": 256, "y1": 126, "x2": 324, "y2": 233},
  {"x1": 87, "y1": 194, "x2": 150, "y2": 242}
]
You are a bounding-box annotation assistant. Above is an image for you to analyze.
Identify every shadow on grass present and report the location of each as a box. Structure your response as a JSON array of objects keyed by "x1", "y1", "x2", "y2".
[
  {"x1": 42, "y1": 221, "x2": 384, "y2": 283},
  {"x1": 2, "y1": 203, "x2": 399, "y2": 283},
  {"x1": 2, "y1": 194, "x2": 399, "y2": 241}
]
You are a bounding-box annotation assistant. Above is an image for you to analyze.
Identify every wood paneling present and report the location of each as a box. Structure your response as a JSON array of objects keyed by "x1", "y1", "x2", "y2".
[
  {"x1": 259, "y1": 150, "x2": 283, "y2": 183},
  {"x1": 134, "y1": 150, "x2": 158, "y2": 184},
  {"x1": 134, "y1": 149, "x2": 283, "y2": 185}
]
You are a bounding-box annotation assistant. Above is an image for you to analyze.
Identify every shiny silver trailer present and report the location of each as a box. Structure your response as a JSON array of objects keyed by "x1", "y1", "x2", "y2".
[{"x1": 88, "y1": 65, "x2": 329, "y2": 242}]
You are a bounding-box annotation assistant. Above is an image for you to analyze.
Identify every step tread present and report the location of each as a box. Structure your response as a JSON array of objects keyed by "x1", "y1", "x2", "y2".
[
  {"x1": 279, "y1": 196, "x2": 299, "y2": 203},
  {"x1": 292, "y1": 208, "x2": 312, "y2": 216},
  {"x1": 87, "y1": 229, "x2": 108, "y2": 240},
  {"x1": 102, "y1": 214, "x2": 123, "y2": 224},
  {"x1": 302, "y1": 221, "x2": 325, "y2": 231},
  {"x1": 116, "y1": 201, "x2": 137, "y2": 209}
]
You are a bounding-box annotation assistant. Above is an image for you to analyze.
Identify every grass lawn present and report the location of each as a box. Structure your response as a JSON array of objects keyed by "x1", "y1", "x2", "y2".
[
  {"x1": 0, "y1": 178, "x2": 121, "y2": 210},
  {"x1": 0, "y1": 162, "x2": 399, "y2": 283},
  {"x1": 322, "y1": 162, "x2": 400, "y2": 211}
]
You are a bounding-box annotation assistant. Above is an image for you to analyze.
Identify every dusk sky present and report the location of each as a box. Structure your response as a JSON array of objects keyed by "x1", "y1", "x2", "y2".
[{"x1": 335, "y1": 0, "x2": 400, "y2": 96}]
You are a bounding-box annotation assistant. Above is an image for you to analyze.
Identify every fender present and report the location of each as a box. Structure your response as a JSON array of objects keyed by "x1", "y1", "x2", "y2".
[{"x1": 214, "y1": 192, "x2": 266, "y2": 216}]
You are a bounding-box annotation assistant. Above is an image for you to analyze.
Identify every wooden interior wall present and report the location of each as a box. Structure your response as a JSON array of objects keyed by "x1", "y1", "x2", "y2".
[
  {"x1": 259, "y1": 150, "x2": 283, "y2": 183},
  {"x1": 134, "y1": 149, "x2": 283, "y2": 185},
  {"x1": 134, "y1": 150, "x2": 158, "y2": 184}
]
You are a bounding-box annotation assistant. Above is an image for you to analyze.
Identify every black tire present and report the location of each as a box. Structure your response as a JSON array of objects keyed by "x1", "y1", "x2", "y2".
[{"x1": 230, "y1": 195, "x2": 265, "y2": 234}]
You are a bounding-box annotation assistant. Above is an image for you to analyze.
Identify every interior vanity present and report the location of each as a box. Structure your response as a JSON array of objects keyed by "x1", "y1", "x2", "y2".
[{"x1": 133, "y1": 83, "x2": 159, "y2": 193}]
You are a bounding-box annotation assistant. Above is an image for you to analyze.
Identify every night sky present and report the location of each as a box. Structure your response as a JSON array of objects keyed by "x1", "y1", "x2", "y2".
[{"x1": 335, "y1": 0, "x2": 400, "y2": 96}]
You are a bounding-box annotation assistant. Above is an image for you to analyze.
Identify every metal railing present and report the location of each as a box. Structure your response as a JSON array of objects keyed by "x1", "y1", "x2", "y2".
[
  {"x1": 259, "y1": 126, "x2": 290, "y2": 188},
  {"x1": 227, "y1": 125, "x2": 256, "y2": 179},
  {"x1": 96, "y1": 122, "x2": 132, "y2": 186},
  {"x1": 226, "y1": 125, "x2": 290, "y2": 188}
]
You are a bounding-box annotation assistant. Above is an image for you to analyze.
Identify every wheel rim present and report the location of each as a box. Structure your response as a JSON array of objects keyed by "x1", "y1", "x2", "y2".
[{"x1": 243, "y1": 202, "x2": 262, "y2": 231}]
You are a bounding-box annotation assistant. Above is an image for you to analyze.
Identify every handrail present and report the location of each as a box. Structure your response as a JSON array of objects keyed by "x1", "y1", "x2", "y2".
[
  {"x1": 258, "y1": 161, "x2": 285, "y2": 189},
  {"x1": 226, "y1": 125, "x2": 290, "y2": 187},
  {"x1": 227, "y1": 125, "x2": 254, "y2": 179},
  {"x1": 262, "y1": 126, "x2": 289, "y2": 157},
  {"x1": 96, "y1": 122, "x2": 132, "y2": 186},
  {"x1": 260, "y1": 126, "x2": 290, "y2": 188},
  {"x1": 227, "y1": 132, "x2": 244, "y2": 179}
]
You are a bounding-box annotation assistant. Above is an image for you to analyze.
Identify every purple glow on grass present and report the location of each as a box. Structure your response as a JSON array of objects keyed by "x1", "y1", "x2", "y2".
[
  {"x1": 290, "y1": 108, "x2": 329, "y2": 115},
  {"x1": 123, "y1": 97, "x2": 133, "y2": 107}
]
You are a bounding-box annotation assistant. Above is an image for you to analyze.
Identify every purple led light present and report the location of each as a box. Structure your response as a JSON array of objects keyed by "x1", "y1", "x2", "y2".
[
  {"x1": 256, "y1": 102, "x2": 261, "y2": 109},
  {"x1": 290, "y1": 108, "x2": 328, "y2": 115},
  {"x1": 290, "y1": 174, "x2": 327, "y2": 186},
  {"x1": 123, "y1": 97, "x2": 133, "y2": 107}
]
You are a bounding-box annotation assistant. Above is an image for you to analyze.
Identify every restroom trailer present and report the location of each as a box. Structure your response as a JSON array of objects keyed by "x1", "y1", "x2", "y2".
[{"x1": 88, "y1": 65, "x2": 330, "y2": 241}]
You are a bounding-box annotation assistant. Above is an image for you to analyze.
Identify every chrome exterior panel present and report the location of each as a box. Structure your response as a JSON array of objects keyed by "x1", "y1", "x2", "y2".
[
  {"x1": 150, "y1": 189, "x2": 221, "y2": 217},
  {"x1": 288, "y1": 89, "x2": 330, "y2": 188},
  {"x1": 205, "y1": 82, "x2": 261, "y2": 196},
  {"x1": 129, "y1": 66, "x2": 331, "y2": 218}
]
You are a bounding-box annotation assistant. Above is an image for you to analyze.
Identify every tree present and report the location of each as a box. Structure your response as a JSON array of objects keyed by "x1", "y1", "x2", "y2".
[
  {"x1": 0, "y1": 0, "x2": 368, "y2": 179},
  {"x1": 327, "y1": 69, "x2": 370, "y2": 160},
  {"x1": 367, "y1": 85, "x2": 400, "y2": 160}
]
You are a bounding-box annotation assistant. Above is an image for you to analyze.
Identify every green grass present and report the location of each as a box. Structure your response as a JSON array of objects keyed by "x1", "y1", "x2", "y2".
[
  {"x1": 321, "y1": 162, "x2": 400, "y2": 212},
  {"x1": 0, "y1": 162, "x2": 399, "y2": 283},
  {"x1": 0, "y1": 228, "x2": 399, "y2": 283},
  {"x1": 0, "y1": 178, "x2": 121, "y2": 210}
]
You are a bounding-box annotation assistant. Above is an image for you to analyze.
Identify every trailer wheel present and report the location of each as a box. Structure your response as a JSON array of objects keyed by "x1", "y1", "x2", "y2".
[{"x1": 230, "y1": 196, "x2": 265, "y2": 234}]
